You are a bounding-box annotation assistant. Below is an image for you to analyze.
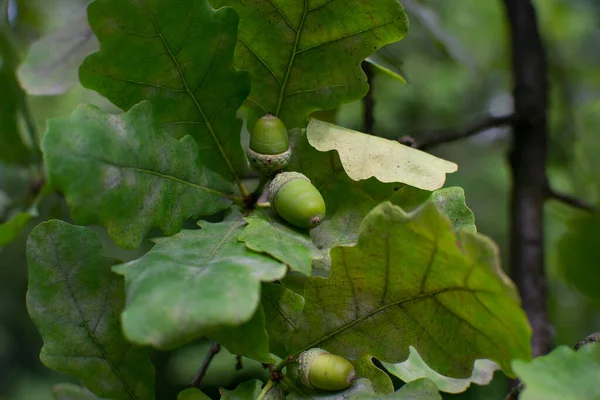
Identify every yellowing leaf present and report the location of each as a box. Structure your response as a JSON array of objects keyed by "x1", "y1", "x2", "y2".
[{"x1": 307, "y1": 119, "x2": 458, "y2": 191}]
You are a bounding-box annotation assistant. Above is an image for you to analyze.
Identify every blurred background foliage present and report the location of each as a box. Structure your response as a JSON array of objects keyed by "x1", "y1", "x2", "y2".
[{"x1": 1, "y1": 0, "x2": 599, "y2": 399}]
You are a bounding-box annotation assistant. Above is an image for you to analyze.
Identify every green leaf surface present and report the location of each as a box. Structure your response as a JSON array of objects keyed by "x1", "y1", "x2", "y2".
[
  {"x1": 0, "y1": 31, "x2": 32, "y2": 165},
  {"x1": 209, "y1": 304, "x2": 273, "y2": 363},
  {"x1": 355, "y1": 378, "x2": 442, "y2": 400},
  {"x1": 365, "y1": 51, "x2": 407, "y2": 85},
  {"x1": 513, "y1": 343, "x2": 600, "y2": 400},
  {"x1": 80, "y1": 0, "x2": 250, "y2": 181},
  {"x1": 383, "y1": 347, "x2": 499, "y2": 394},
  {"x1": 557, "y1": 211, "x2": 600, "y2": 302},
  {"x1": 430, "y1": 187, "x2": 476, "y2": 234},
  {"x1": 0, "y1": 211, "x2": 33, "y2": 247},
  {"x1": 43, "y1": 101, "x2": 233, "y2": 249},
  {"x1": 354, "y1": 356, "x2": 394, "y2": 395},
  {"x1": 18, "y1": 5, "x2": 99, "y2": 95},
  {"x1": 210, "y1": 0, "x2": 409, "y2": 129},
  {"x1": 307, "y1": 119, "x2": 458, "y2": 191},
  {"x1": 26, "y1": 220, "x2": 155, "y2": 400},
  {"x1": 290, "y1": 202, "x2": 531, "y2": 378},
  {"x1": 52, "y1": 383, "x2": 103, "y2": 400},
  {"x1": 220, "y1": 380, "x2": 263, "y2": 400},
  {"x1": 262, "y1": 283, "x2": 305, "y2": 357},
  {"x1": 177, "y1": 388, "x2": 211, "y2": 400},
  {"x1": 286, "y1": 378, "x2": 377, "y2": 399},
  {"x1": 239, "y1": 209, "x2": 322, "y2": 276},
  {"x1": 113, "y1": 212, "x2": 286, "y2": 349}
]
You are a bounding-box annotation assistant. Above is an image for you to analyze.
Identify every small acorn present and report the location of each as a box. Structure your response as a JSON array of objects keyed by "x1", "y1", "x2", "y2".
[
  {"x1": 247, "y1": 114, "x2": 291, "y2": 176},
  {"x1": 268, "y1": 172, "x2": 326, "y2": 229},
  {"x1": 296, "y1": 348, "x2": 356, "y2": 391}
]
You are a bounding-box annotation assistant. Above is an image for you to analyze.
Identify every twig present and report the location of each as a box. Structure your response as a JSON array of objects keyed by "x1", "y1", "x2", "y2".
[
  {"x1": 236, "y1": 355, "x2": 243, "y2": 370},
  {"x1": 545, "y1": 186, "x2": 595, "y2": 213},
  {"x1": 504, "y1": 0, "x2": 551, "y2": 357},
  {"x1": 574, "y1": 331, "x2": 600, "y2": 350},
  {"x1": 362, "y1": 61, "x2": 375, "y2": 134},
  {"x1": 255, "y1": 379, "x2": 274, "y2": 400},
  {"x1": 505, "y1": 382, "x2": 524, "y2": 400},
  {"x1": 190, "y1": 342, "x2": 221, "y2": 388},
  {"x1": 401, "y1": 114, "x2": 516, "y2": 150}
]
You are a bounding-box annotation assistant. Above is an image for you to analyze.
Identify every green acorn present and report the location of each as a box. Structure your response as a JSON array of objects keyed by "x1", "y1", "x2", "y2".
[
  {"x1": 247, "y1": 114, "x2": 291, "y2": 176},
  {"x1": 268, "y1": 172, "x2": 326, "y2": 229},
  {"x1": 296, "y1": 348, "x2": 356, "y2": 391}
]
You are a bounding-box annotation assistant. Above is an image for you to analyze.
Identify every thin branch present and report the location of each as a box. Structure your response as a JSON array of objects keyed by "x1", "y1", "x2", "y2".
[
  {"x1": 362, "y1": 61, "x2": 375, "y2": 134},
  {"x1": 504, "y1": 0, "x2": 551, "y2": 357},
  {"x1": 401, "y1": 114, "x2": 516, "y2": 150},
  {"x1": 190, "y1": 342, "x2": 221, "y2": 388},
  {"x1": 574, "y1": 331, "x2": 600, "y2": 350},
  {"x1": 505, "y1": 382, "x2": 524, "y2": 400},
  {"x1": 545, "y1": 186, "x2": 595, "y2": 213}
]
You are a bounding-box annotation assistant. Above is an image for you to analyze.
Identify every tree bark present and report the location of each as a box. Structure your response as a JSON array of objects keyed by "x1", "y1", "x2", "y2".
[{"x1": 503, "y1": 0, "x2": 551, "y2": 357}]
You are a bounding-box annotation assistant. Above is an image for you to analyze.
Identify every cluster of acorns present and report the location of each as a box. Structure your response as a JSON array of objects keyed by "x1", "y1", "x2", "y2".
[{"x1": 248, "y1": 114, "x2": 326, "y2": 230}]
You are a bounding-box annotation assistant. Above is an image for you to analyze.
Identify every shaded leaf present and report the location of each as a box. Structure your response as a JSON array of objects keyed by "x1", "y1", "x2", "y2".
[
  {"x1": 43, "y1": 101, "x2": 233, "y2": 249},
  {"x1": 0, "y1": 211, "x2": 33, "y2": 247},
  {"x1": 286, "y1": 378, "x2": 377, "y2": 399},
  {"x1": 239, "y1": 209, "x2": 321, "y2": 276},
  {"x1": 18, "y1": 5, "x2": 99, "y2": 95},
  {"x1": 365, "y1": 50, "x2": 407, "y2": 85},
  {"x1": 52, "y1": 384, "x2": 103, "y2": 400},
  {"x1": 177, "y1": 388, "x2": 211, "y2": 400},
  {"x1": 290, "y1": 202, "x2": 531, "y2": 378},
  {"x1": 220, "y1": 380, "x2": 263, "y2": 400},
  {"x1": 26, "y1": 220, "x2": 155, "y2": 400},
  {"x1": 209, "y1": 304, "x2": 273, "y2": 363},
  {"x1": 383, "y1": 347, "x2": 499, "y2": 394},
  {"x1": 262, "y1": 283, "x2": 305, "y2": 357},
  {"x1": 113, "y1": 212, "x2": 286, "y2": 349},
  {"x1": 307, "y1": 119, "x2": 457, "y2": 191},
  {"x1": 430, "y1": 187, "x2": 476, "y2": 234},
  {"x1": 80, "y1": 0, "x2": 250, "y2": 181},
  {"x1": 354, "y1": 378, "x2": 442, "y2": 400},
  {"x1": 354, "y1": 356, "x2": 394, "y2": 395},
  {"x1": 0, "y1": 31, "x2": 32, "y2": 165},
  {"x1": 513, "y1": 343, "x2": 600, "y2": 400},
  {"x1": 211, "y1": 0, "x2": 409, "y2": 129}
]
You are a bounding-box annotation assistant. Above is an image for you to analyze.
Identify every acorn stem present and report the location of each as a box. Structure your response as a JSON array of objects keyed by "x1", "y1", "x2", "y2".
[
  {"x1": 251, "y1": 175, "x2": 269, "y2": 202},
  {"x1": 255, "y1": 379, "x2": 274, "y2": 400}
]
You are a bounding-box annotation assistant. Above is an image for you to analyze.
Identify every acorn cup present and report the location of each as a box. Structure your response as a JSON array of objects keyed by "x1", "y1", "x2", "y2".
[
  {"x1": 247, "y1": 114, "x2": 291, "y2": 176},
  {"x1": 292, "y1": 348, "x2": 356, "y2": 391},
  {"x1": 268, "y1": 172, "x2": 326, "y2": 229}
]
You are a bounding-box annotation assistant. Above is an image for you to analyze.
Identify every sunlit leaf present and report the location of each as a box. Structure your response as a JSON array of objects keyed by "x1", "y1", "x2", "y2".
[
  {"x1": 290, "y1": 202, "x2": 531, "y2": 378},
  {"x1": 430, "y1": 187, "x2": 476, "y2": 234},
  {"x1": 210, "y1": 0, "x2": 409, "y2": 129},
  {"x1": 80, "y1": 0, "x2": 250, "y2": 181},
  {"x1": 307, "y1": 119, "x2": 458, "y2": 191},
  {"x1": 43, "y1": 101, "x2": 233, "y2": 249},
  {"x1": 383, "y1": 347, "x2": 499, "y2": 394},
  {"x1": 354, "y1": 356, "x2": 394, "y2": 395},
  {"x1": 18, "y1": 5, "x2": 99, "y2": 95},
  {"x1": 26, "y1": 220, "x2": 155, "y2": 400},
  {"x1": 220, "y1": 380, "x2": 262, "y2": 400},
  {"x1": 113, "y1": 212, "x2": 286, "y2": 349},
  {"x1": 513, "y1": 343, "x2": 600, "y2": 400}
]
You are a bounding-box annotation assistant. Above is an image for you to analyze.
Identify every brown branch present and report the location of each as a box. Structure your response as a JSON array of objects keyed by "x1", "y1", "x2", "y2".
[
  {"x1": 574, "y1": 331, "x2": 600, "y2": 350},
  {"x1": 190, "y1": 342, "x2": 221, "y2": 388},
  {"x1": 362, "y1": 61, "x2": 375, "y2": 134},
  {"x1": 399, "y1": 114, "x2": 516, "y2": 150},
  {"x1": 545, "y1": 186, "x2": 595, "y2": 213},
  {"x1": 504, "y1": 0, "x2": 551, "y2": 357}
]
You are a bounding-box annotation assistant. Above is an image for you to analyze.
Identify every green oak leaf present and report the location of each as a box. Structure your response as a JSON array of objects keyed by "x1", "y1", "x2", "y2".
[
  {"x1": 355, "y1": 378, "x2": 442, "y2": 400},
  {"x1": 210, "y1": 0, "x2": 409, "y2": 129},
  {"x1": 0, "y1": 31, "x2": 32, "y2": 165},
  {"x1": 43, "y1": 101, "x2": 233, "y2": 249},
  {"x1": 307, "y1": 119, "x2": 457, "y2": 191},
  {"x1": 290, "y1": 202, "x2": 531, "y2": 378},
  {"x1": 209, "y1": 304, "x2": 273, "y2": 363},
  {"x1": 262, "y1": 283, "x2": 305, "y2": 357},
  {"x1": 286, "y1": 378, "x2": 377, "y2": 399},
  {"x1": 383, "y1": 347, "x2": 499, "y2": 394},
  {"x1": 354, "y1": 356, "x2": 394, "y2": 395},
  {"x1": 0, "y1": 212, "x2": 33, "y2": 247},
  {"x1": 26, "y1": 220, "x2": 155, "y2": 400},
  {"x1": 365, "y1": 47, "x2": 407, "y2": 85},
  {"x1": 52, "y1": 384, "x2": 103, "y2": 400},
  {"x1": 239, "y1": 209, "x2": 322, "y2": 276},
  {"x1": 113, "y1": 211, "x2": 286, "y2": 349},
  {"x1": 177, "y1": 388, "x2": 211, "y2": 400},
  {"x1": 513, "y1": 343, "x2": 600, "y2": 400},
  {"x1": 80, "y1": 0, "x2": 250, "y2": 181},
  {"x1": 220, "y1": 380, "x2": 263, "y2": 400},
  {"x1": 18, "y1": 5, "x2": 99, "y2": 95},
  {"x1": 430, "y1": 187, "x2": 476, "y2": 234}
]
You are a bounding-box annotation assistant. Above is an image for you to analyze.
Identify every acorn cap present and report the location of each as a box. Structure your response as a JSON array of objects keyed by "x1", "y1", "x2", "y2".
[
  {"x1": 247, "y1": 147, "x2": 291, "y2": 177},
  {"x1": 268, "y1": 172, "x2": 310, "y2": 205}
]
